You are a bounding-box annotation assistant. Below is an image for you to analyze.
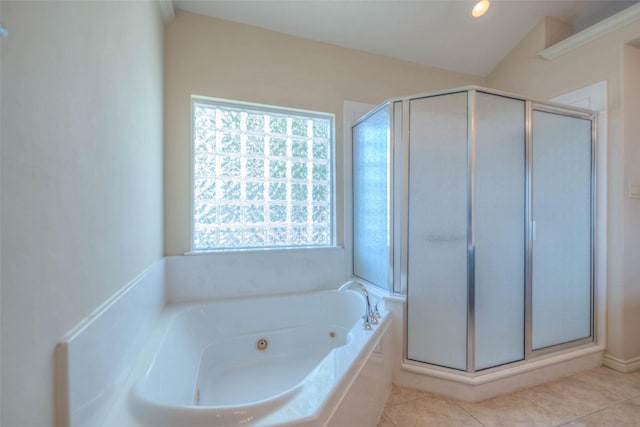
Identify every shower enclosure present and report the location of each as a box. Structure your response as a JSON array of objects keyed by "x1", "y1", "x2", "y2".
[{"x1": 352, "y1": 86, "x2": 596, "y2": 373}]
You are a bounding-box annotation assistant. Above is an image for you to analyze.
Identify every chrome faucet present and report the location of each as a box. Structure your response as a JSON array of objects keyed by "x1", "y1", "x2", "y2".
[{"x1": 338, "y1": 280, "x2": 377, "y2": 330}]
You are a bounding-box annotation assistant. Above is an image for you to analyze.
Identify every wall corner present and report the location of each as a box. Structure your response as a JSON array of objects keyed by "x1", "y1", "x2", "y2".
[{"x1": 157, "y1": 0, "x2": 175, "y2": 24}]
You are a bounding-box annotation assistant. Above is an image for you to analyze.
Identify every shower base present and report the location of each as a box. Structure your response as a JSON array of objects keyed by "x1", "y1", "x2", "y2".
[{"x1": 395, "y1": 345, "x2": 604, "y2": 402}]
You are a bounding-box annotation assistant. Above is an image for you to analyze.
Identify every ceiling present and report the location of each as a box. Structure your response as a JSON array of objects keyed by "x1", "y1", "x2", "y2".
[{"x1": 173, "y1": 0, "x2": 639, "y2": 77}]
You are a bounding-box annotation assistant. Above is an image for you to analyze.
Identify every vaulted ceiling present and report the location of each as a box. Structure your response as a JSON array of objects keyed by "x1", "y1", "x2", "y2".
[{"x1": 173, "y1": 0, "x2": 638, "y2": 77}]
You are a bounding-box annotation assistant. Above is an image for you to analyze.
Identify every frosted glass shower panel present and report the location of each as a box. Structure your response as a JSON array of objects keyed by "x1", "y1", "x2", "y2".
[
  {"x1": 474, "y1": 93, "x2": 525, "y2": 369},
  {"x1": 352, "y1": 87, "x2": 597, "y2": 374},
  {"x1": 407, "y1": 93, "x2": 468, "y2": 370},
  {"x1": 352, "y1": 105, "x2": 391, "y2": 289},
  {"x1": 531, "y1": 111, "x2": 592, "y2": 350}
]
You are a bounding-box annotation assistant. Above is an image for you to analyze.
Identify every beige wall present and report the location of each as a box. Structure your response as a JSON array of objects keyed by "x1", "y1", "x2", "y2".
[
  {"x1": 0, "y1": 2, "x2": 164, "y2": 426},
  {"x1": 488, "y1": 16, "x2": 640, "y2": 366},
  {"x1": 164, "y1": 10, "x2": 484, "y2": 256}
]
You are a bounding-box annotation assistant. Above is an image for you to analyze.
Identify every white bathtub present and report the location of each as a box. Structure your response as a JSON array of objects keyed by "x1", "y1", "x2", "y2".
[{"x1": 126, "y1": 289, "x2": 391, "y2": 427}]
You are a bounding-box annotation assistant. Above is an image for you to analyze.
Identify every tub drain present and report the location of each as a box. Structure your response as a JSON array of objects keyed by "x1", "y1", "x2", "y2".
[{"x1": 256, "y1": 338, "x2": 268, "y2": 351}]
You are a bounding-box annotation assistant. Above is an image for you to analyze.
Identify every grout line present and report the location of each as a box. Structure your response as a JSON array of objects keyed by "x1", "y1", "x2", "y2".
[
  {"x1": 559, "y1": 394, "x2": 640, "y2": 426},
  {"x1": 447, "y1": 398, "x2": 488, "y2": 427},
  {"x1": 384, "y1": 394, "x2": 433, "y2": 408},
  {"x1": 379, "y1": 411, "x2": 399, "y2": 427}
]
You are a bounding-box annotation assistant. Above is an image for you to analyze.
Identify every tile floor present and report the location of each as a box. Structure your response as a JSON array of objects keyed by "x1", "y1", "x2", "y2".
[{"x1": 378, "y1": 367, "x2": 640, "y2": 426}]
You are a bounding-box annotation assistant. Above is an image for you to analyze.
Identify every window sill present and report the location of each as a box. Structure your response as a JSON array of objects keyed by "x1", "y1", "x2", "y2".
[{"x1": 184, "y1": 245, "x2": 344, "y2": 256}]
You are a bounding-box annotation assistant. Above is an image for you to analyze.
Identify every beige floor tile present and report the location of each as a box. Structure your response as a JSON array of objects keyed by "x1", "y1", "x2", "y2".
[
  {"x1": 566, "y1": 397, "x2": 640, "y2": 426},
  {"x1": 384, "y1": 396, "x2": 483, "y2": 427},
  {"x1": 385, "y1": 385, "x2": 434, "y2": 407},
  {"x1": 517, "y1": 375, "x2": 625, "y2": 423},
  {"x1": 379, "y1": 368, "x2": 640, "y2": 427},
  {"x1": 377, "y1": 413, "x2": 397, "y2": 427},
  {"x1": 456, "y1": 392, "x2": 563, "y2": 427},
  {"x1": 572, "y1": 367, "x2": 640, "y2": 402}
]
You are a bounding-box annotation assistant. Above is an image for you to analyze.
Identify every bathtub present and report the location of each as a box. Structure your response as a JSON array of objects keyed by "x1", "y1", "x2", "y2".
[{"x1": 126, "y1": 289, "x2": 391, "y2": 427}]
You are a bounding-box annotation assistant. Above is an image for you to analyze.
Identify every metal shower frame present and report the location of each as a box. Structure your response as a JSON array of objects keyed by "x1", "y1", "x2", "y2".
[{"x1": 352, "y1": 85, "x2": 597, "y2": 374}]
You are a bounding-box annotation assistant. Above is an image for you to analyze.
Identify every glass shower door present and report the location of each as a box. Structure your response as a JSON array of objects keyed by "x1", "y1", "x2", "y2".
[{"x1": 531, "y1": 109, "x2": 593, "y2": 351}]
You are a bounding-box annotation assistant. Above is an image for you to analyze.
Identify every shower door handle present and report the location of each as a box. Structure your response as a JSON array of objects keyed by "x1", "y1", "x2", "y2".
[{"x1": 530, "y1": 220, "x2": 537, "y2": 241}]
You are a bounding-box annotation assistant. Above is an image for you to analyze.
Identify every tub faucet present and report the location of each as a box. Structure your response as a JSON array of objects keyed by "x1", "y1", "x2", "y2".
[{"x1": 339, "y1": 280, "x2": 375, "y2": 330}]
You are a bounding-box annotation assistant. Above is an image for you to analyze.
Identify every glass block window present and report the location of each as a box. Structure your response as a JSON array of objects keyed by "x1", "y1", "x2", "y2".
[{"x1": 192, "y1": 97, "x2": 335, "y2": 251}]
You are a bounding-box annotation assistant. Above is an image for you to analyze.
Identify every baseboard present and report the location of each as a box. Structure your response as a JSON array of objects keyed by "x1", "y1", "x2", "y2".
[{"x1": 603, "y1": 353, "x2": 640, "y2": 373}]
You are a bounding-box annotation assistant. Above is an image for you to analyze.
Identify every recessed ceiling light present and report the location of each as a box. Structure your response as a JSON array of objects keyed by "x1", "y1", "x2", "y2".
[{"x1": 471, "y1": 0, "x2": 491, "y2": 18}]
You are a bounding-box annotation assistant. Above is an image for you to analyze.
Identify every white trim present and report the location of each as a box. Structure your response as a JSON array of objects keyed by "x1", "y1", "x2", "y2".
[
  {"x1": 192, "y1": 95, "x2": 333, "y2": 119},
  {"x1": 539, "y1": 3, "x2": 640, "y2": 61},
  {"x1": 550, "y1": 81, "x2": 608, "y2": 110},
  {"x1": 184, "y1": 245, "x2": 343, "y2": 256},
  {"x1": 156, "y1": 0, "x2": 175, "y2": 24},
  {"x1": 603, "y1": 354, "x2": 640, "y2": 373},
  {"x1": 189, "y1": 96, "x2": 337, "y2": 252}
]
